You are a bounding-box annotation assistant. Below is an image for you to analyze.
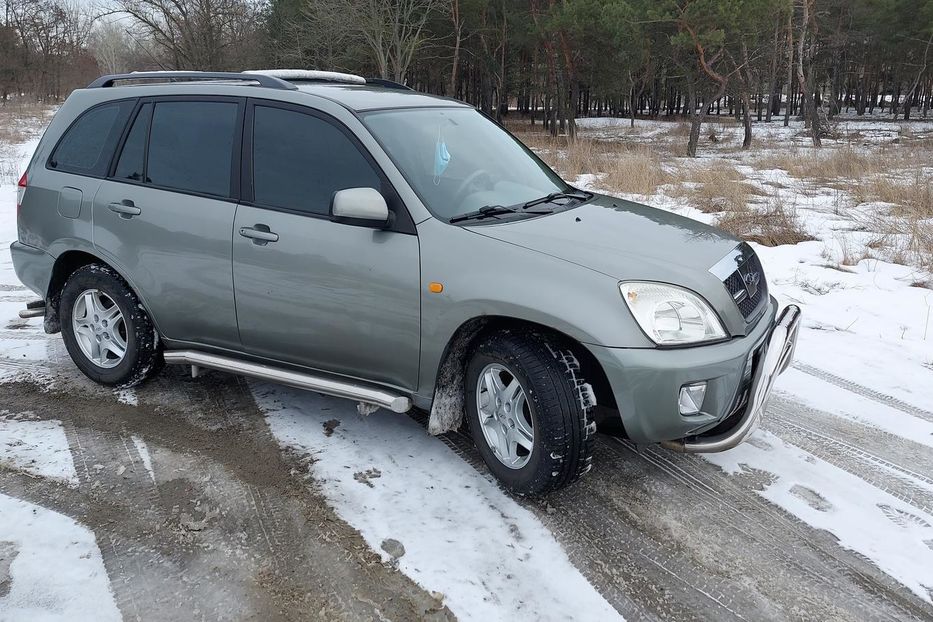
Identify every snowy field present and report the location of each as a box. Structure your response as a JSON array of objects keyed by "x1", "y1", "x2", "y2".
[{"x1": 1, "y1": 107, "x2": 932, "y2": 620}]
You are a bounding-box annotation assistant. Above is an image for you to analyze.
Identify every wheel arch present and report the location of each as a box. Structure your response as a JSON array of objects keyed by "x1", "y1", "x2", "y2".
[
  {"x1": 425, "y1": 315, "x2": 616, "y2": 435},
  {"x1": 44, "y1": 249, "x2": 157, "y2": 335}
]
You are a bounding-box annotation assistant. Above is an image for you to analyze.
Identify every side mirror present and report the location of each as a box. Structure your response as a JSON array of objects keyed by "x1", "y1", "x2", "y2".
[{"x1": 331, "y1": 188, "x2": 389, "y2": 225}]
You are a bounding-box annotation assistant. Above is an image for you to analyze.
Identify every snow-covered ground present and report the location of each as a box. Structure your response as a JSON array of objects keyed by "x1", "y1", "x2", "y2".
[{"x1": 1, "y1": 107, "x2": 932, "y2": 618}]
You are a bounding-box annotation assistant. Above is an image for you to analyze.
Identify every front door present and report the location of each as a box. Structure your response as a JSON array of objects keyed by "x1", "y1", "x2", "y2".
[
  {"x1": 232, "y1": 101, "x2": 420, "y2": 390},
  {"x1": 93, "y1": 97, "x2": 243, "y2": 348}
]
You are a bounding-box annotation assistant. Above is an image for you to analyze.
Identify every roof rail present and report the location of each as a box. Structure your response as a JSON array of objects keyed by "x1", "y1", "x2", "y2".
[
  {"x1": 87, "y1": 71, "x2": 298, "y2": 90},
  {"x1": 244, "y1": 69, "x2": 366, "y2": 85},
  {"x1": 365, "y1": 78, "x2": 414, "y2": 91}
]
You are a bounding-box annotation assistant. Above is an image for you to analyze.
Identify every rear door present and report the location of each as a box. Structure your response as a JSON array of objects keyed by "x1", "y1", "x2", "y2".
[
  {"x1": 232, "y1": 100, "x2": 421, "y2": 390},
  {"x1": 93, "y1": 97, "x2": 243, "y2": 348}
]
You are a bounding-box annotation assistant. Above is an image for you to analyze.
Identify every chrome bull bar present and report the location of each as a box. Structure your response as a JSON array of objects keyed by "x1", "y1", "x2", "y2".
[{"x1": 661, "y1": 304, "x2": 801, "y2": 453}]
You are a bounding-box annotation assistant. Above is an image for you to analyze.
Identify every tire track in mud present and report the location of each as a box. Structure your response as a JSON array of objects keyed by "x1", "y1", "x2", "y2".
[
  {"x1": 414, "y1": 409, "x2": 932, "y2": 621},
  {"x1": 1, "y1": 378, "x2": 454, "y2": 622},
  {"x1": 793, "y1": 362, "x2": 933, "y2": 424}
]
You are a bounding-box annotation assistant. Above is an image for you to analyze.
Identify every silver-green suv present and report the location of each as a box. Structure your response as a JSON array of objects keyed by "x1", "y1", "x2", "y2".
[{"x1": 12, "y1": 70, "x2": 800, "y2": 494}]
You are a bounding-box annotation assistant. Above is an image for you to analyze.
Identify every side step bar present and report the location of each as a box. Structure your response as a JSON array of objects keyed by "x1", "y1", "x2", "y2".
[
  {"x1": 163, "y1": 350, "x2": 412, "y2": 413},
  {"x1": 18, "y1": 299, "x2": 45, "y2": 319}
]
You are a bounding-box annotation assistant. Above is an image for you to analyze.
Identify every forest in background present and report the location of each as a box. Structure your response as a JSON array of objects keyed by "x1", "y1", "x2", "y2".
[{"x1": 2, "y1": 0, "x2": 933, "y2": 154}]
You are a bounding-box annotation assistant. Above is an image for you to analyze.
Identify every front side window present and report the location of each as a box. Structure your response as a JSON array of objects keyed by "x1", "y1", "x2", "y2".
[
  {"x1": 251, "y1": 105, "x2": 380, "y2": 215},
  {"x1": 146, "y1": 101, "x2": 238, "y2": 197},
  {"x1": 362, "y1": 107, "x2": 569, "y2": 221},
  {"x1": 50, "y1": 100, "x2": 134, "y2": 176}
]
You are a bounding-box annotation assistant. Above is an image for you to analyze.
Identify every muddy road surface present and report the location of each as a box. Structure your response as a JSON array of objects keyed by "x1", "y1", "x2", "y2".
[
  {"x1": 1, "y1": 330, "x2": 932, "y2": 621},
  {"x1": 0, "y1": 368, "x2": 451, "y2": 621}
]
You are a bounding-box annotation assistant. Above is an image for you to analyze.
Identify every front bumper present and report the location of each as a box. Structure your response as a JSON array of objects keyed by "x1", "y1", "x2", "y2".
[
  {"x1": 662, "y1": 304, "x2": 800, "y2": 452},
  {"x1": 585, "y1": 299, "x2": 800, "y2": 449}
]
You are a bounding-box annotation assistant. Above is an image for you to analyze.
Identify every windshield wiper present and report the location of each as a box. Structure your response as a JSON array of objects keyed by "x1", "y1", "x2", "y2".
[
  {"x1": 449, "y1": 204, "x2": 551, "y2": 224},
  {"x1": 521, "y1": 189, "x2": 592, "y2": 210}
]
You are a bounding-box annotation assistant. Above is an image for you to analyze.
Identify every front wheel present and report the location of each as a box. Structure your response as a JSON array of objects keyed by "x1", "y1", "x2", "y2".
[
  {"x1": 465, "y1": 331, "x2": 596, "y2": 495},
  {"x1": 60, "y1": 263, "x2": 163, "y2": 387}
]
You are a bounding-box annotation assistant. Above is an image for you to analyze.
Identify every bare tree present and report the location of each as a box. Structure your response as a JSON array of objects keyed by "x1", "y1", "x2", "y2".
[
  {"x1": 321, "y1": 0, "x2": 441, "y2": 82},
  {"x1": 7, "y1": 0, "x2": 95, "y2": 99},
  {"x1": 90, "y1": 19, "x2": 133, "y2": 74},
  {"x1": 110, "y1": 0, "x2": 263, "y2": 70}
]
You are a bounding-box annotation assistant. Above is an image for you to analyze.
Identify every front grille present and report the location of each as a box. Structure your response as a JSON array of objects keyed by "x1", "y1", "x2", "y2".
[{"x1": 723, "y1": 252, "x2": 767, "y2": 320}]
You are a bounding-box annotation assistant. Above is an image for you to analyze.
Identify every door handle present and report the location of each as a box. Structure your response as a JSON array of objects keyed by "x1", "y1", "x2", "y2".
[
  {"x1": 108, "y1": 200, "x2": 141, "y2": 218},
  {"x1": 239, "y1": 225, "x2": 279, "y2": 244}
]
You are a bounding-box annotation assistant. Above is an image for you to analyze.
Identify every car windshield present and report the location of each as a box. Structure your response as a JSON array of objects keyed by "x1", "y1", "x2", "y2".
[{"x1": 362, "y1": 107, "x2": 570, "y2": 222}]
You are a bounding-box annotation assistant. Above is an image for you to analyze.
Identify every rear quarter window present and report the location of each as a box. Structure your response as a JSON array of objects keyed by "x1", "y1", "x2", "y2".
[{"x1": 49, "y1": 100, "x2": 134, "y2": 177}]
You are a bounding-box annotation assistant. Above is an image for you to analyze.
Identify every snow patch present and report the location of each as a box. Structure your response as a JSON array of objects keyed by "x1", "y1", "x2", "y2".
[
  {"x1": 0, "y1": 493, "x2": 121, "y2": 621},
  {"x1": 255, "y1": 384, "x2": 622, "y2": 622},
  {"x1": 0, "y1": 413, "x2": 77, "y2": 486},
  {"x1": 115, "y1": 388, "x2": 138, "y2": 406},
  {"x1": 705, "y1": 430, "x2": 933, "y2": 603},
  {"x1": 131, "y1": 435, "x2": 155, "y2": 484}
]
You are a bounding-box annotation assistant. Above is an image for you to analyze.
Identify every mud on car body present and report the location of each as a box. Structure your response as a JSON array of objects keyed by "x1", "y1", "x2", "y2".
[{"x1": 12, "y1": 70, "x2": 800, "y2": 494}]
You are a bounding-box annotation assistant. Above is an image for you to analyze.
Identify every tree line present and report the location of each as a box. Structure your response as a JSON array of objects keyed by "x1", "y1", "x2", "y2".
[{"x1": 3, "y1": 0, "x2": 933, "y2": 154}]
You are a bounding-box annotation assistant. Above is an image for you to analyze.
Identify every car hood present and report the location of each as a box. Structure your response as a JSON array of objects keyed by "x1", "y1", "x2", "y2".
[{"x1": 465, "y1": 194, "x2": 742, "y2": 281}]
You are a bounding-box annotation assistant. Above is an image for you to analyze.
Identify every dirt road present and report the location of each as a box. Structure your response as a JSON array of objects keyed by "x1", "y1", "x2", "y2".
[{"x1": 2, "y1": 327, "x2": 932, "y2": 621}]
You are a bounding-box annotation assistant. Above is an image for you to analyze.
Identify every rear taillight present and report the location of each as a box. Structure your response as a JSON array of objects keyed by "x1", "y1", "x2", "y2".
[{"x1": 16, "y1": 172, "x2": 27, "y2": 211}]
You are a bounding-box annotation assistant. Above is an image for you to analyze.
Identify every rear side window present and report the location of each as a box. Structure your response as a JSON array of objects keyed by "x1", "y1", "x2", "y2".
[
  {"x1": 146, "y1": 101, "x2": 238, "y2": 197},
  {"x1": 49, "y1": 100, "x2": 134, "y2": 176},
  {"x1": 251, "y1": 105, "x2": 380, "y2": 215},
  {"x1": 114, "y1": 103, "x2": 152, "y2": 182}
]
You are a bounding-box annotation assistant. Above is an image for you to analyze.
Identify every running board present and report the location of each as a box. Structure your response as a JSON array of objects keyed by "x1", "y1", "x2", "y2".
[
  {"x1": 18, "y1": 299, "x2": 45, "y2": 319},
  {"x1": 163, "y1": 350, "x2": 412, "y2": 413}
]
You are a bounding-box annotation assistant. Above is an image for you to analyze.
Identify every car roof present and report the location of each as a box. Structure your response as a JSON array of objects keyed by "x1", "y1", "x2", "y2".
[
  {"x1": 84, "y1": 71, "x2": 470, "y2": 114},
  {"x1": 293, "y1": 83, "x2": 467, "y2": 112}
]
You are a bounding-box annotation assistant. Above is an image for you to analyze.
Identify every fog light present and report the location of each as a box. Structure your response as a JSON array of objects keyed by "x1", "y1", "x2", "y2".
[{"x1": 678, "y1": 382, "x2": 707, "y2": 415}]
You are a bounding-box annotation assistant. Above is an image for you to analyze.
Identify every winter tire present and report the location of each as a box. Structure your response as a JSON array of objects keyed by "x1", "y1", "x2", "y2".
[
  {"x1": 60, "y1": 263, "x2": 163, "y2": 387},
  {"x1": 465, "y1": 330, "x2": 596, "y2": 495}
]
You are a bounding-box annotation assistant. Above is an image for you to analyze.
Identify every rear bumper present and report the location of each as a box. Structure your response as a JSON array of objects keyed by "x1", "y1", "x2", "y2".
[
  {"x1": 10, "y1": 241, "x2": 54, "y2": 298},
  {"x1": 586, "y1": 298, "x2": 800, "y2": 447}
]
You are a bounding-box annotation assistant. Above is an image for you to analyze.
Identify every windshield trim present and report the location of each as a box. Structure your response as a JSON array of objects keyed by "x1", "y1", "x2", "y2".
[{"x1": 360, "y1": 106, "x2": 573, "y2": 224}]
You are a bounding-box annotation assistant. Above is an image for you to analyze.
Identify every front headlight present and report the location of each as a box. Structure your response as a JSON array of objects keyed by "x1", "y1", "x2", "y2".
[{"x1": 619, "y1": 282, "x2": 727, "y2": 345}]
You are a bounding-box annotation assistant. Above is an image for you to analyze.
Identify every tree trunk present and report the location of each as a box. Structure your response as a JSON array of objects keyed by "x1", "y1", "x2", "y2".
[
  {"x1": 796, "y1": 0, "x2": 821, "y2": 146},
  {"x1": 783, "y1": 4, "x2": 793, "y2": 127},
  {"x1": 687, "y1": 81, "x2": 726, "y2": 157},
  {"x1": 447, "y1": 0, "x2": 462, "y2": 97}
]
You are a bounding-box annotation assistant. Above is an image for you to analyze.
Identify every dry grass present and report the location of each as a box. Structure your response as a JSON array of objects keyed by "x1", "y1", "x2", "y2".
[
  {"x1": 852, "y1": 171, "x2": 933, "y2": 217},
  {"x1": 667, "y1": 163, "x2": 766, "y2": 213},
  {"x1": 716, "y1": 198, "x2": 813, "y2": 247},
  {"x1": 756, "y1": 147, "x2": 886, "y2": 180},
  {"x1": 0, "y1": 101, "x2": 53, "y2": 184},
  {"x1": 600, "y1": 146, "x2": 671, "y2": 195},
  {"x1": 513, "y1": 131, "x2": 671, "y2": 196}
]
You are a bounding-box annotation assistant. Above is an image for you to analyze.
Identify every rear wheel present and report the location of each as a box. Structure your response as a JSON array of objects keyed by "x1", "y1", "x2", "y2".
[
  {"x1": 60, "y1": 264, "x2": 163, "y2": 387},
  {"x1": 465, "y1": 331, "x2": 596, "y2": 495}
]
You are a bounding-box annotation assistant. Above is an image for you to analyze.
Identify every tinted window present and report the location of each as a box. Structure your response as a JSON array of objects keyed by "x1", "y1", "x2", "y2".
[
  {"x1": 147, "y1": 101, "x2": 237, "y2": 197},
  {"x1": 50, "y1": 101, "x2": 134, "y2": 176},
  {"x1": 113, "y1": 103, "x2": 152, "y2": 182},
  {"x1": 252, "y1": 106, "x2": 380, "y2": 214}
]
